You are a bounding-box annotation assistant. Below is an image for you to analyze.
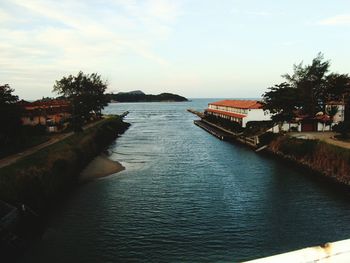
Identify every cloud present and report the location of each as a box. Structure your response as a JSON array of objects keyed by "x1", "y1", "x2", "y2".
[
  {"x1": 0, "y1": 0, "x2": 183, "y2": 98},
  {"x1": 319, "y1": 14, "x2": 350, "y2": 26}
]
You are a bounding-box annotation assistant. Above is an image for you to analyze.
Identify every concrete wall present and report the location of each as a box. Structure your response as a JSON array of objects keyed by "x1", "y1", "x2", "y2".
[
  {"x1": 243, "y1": 109, "x2": 272, "y2": 127},
  {"x1": 245, "y1": 238, "x2": 350, "y2": 263},
  {"x1": 317, "y1": 122, "x2": 331, "y2": 132},
  {"x1": 328, "y1": 104, "x2": 345, "y2": 123}
]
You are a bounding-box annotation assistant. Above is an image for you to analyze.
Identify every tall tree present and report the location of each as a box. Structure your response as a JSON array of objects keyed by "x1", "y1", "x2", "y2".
[
  {"x1": 282, "y1": 52, "x2": 330, "y2": 116},
  {"x1": 262, "y1": 82, "x2": 300, "y2": 129},
  {"x1": 53, "y1": 72, "x2": 109, "y2": 131},
  {"x1": 325, "y1": 73, "x2": 350, "y2": 121},
  {"x1": 0, "y1": 84, "x2": 22, "y2": 146}
]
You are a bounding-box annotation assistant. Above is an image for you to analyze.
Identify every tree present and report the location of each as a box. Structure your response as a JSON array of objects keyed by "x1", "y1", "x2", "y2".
[
  {"x1": 282, "y1": 52, "x2": 330, "y2": 116},
  {"x1": 325, "y1": 73, "x2": 350, "y2": 102},
  {"x1": 262, "y1": 82, "x2": 300, "y2": 129},
  {"x1": 333, "y1": 121, "x2": 350, "y2": 139},
  {"x1": 0, "y1": 84, "x2": 22, "y2": 146},
  {"x1": 325, "y1": 73, "x2": 350, "y2": 122},
  {"x1": 325, "y1": 105, "x2": 338, "y2": 122},
  {"x1": 53, "y1": 72, "x2": 109, "y2": 132},
  {"x1": 263, "y1": 53, "x2": 350, "y2": 136}
]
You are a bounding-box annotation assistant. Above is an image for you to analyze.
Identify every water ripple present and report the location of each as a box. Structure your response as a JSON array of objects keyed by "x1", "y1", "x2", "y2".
[{"x1": 19, "y1": 100, "x2": 350, "y2": 263}]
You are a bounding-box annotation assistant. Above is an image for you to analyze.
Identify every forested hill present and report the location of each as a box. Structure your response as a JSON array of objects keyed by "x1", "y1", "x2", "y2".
[{"x1": 106, "y1": 91, "x2": 188, "y2": 102}]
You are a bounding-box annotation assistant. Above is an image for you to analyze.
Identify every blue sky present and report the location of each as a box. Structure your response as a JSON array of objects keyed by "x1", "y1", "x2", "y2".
[{"x1": 1, "y1": 0, "x2": 350, "y2": 99}]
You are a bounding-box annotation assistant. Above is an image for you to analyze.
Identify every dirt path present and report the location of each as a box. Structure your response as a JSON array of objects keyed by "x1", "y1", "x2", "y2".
[
  {"x1": 0, "y1": 119, "x2": 104, "y2": 169},
  {"x1": 289, "y1": 132, "x2": 350, "y2": 149}
]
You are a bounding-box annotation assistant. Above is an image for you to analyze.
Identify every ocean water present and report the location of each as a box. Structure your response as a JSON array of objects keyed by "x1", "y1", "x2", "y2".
[{"x1": 19, "y1": 99, "x2": 350, "y2": 262}]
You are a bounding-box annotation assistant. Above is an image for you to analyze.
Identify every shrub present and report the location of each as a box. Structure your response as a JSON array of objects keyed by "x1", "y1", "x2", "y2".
[
  {"x1": 259, "y1": 132, "x2": 279, "y2": 146},
  {"x1": 279, "y1": 137, "x2": 318, "y2": 158},
  {"x1": 333, "y1": 121, "x2": 350, "y2": 139}
]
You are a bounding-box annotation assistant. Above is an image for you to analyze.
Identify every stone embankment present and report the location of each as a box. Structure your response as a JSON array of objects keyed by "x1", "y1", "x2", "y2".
[
  {"x1": 189, "y1": 109, "x2": 350, "y2": 186},
  {"x1": 267, "y1": 135, "x2": 350, "y2": 186}
]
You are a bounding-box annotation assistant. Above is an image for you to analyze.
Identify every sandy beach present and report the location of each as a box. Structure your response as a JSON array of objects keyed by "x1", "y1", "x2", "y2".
[{"x1": 80, "y1": 154, "x2": 125, "y2": 182}]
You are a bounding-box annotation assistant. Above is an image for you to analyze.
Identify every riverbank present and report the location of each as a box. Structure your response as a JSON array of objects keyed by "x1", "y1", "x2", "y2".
[
  {"x1": 80, "y1": 154, "x2": 125, "y2": 182},
  {"x1": 266, "y1": 135, "x2": 350, "y2": 186},
  {"x1": 191, "y1": 113, "x2": 350, "y2": 187},
  {"x1": 0, "y1": 115, "x2": 130, "y2": 212}
]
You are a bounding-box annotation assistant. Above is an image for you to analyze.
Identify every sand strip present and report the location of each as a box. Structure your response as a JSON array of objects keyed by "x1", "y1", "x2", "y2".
[{"x1": 80, "y1": 154, "x2": 125, "y2": 182}]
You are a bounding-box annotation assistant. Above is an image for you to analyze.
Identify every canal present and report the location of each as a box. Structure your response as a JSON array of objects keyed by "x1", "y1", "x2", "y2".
[{"x1": 19, "y1": 99, "x2": 350, "y2": 262}]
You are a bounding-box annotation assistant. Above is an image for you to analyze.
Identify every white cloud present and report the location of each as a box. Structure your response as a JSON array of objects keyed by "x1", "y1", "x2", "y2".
[
  {"x1": 319, "y1": 14, "x2": 350, "y2": 26},
  {"x1": 0, "y1": 0, "x2": 183, "y2": 98}
]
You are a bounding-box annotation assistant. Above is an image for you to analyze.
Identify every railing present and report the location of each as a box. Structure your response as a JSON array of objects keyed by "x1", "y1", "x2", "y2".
[{"x1": 244, "y1": 238, "x2": 350, "y2": 263}]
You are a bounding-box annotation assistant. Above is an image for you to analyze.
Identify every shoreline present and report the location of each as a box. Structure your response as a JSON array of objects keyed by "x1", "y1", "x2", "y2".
[
  {"x1": 192, "y1": 116, "x2": 350, "y2": 188},
  {"x1": 80, "y1": 154, "x2": 125, "y2": 182}
]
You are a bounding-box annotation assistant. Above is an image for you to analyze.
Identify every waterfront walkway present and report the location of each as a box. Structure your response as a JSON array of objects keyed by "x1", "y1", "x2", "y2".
[{"x1": 289, "y1": 132, "x2": 350, "y2": 149}]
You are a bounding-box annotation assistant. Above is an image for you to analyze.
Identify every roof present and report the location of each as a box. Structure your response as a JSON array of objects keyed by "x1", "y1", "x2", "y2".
[
  {"x1": 209, "y1": 100, "x2": 263, "y2": 109},
  {"x1": 206, "y1": 108, "x2": 246, "y2": 119},
  {"x1": 18, "y1": 99, "x2": 70, "y2": 109}
]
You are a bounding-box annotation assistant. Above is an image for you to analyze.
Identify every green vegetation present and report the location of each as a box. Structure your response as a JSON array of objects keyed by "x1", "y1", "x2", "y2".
[
  {"x1": 258, "y1": 132, "x2": 279, "y2": 146},
  {"x1": 0, "y1": 84, "x2": 23, "y2": 150},
  {"x1": 0, "y1": 116, "x2": 130, "y2": 212},
  {"x1": 53, "y1": 71, "x2": 109, "y2": 132},
  {"x1": 333, "y1": 122, "x2": 350, "y2": 139},
  {"x1": 262, "y1": 53, "x2": 350, "y2": 127},
  {"x1": 270, "y1": 136, "x2": 350, "y2": 185},
  {"x1": 0, "y1": 84, "x2": 51, "y2": 157},
  {"x1": 106, "y1": 91, "x2": 188, "y2": 102},
  {"x1": 278, "y1": 137, "x2": 319, "y2": 158}
]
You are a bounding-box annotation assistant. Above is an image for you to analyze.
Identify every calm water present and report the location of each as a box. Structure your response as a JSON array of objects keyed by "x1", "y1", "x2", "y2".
[{"x1": 19, "y1": 99, "x2": 350, "y2": 262}]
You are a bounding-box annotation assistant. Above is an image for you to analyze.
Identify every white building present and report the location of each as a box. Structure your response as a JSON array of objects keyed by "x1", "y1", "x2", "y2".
[
  {"x1": 206, "y1": 100, "x2": 272, "y2": 127},
  {"x1": 325, "y1": 102, "x2": 345, "y2": 124},
  {"x1": 269, "y1": 102, "x2": 346, "y2": 133}
]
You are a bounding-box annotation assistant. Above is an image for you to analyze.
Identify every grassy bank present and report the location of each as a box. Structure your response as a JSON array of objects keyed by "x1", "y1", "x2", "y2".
[
  {"x1": 269, "y1": 136, "x2": 350, "y2": 186},
  {"x1": 0, "y1": 116, "x2": 130, "y2": 212}
]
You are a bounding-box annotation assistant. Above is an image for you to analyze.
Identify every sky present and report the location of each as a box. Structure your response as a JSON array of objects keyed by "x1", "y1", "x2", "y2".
[{"x1": 1, "y1": 0, "x2": 350, "y2": 100}]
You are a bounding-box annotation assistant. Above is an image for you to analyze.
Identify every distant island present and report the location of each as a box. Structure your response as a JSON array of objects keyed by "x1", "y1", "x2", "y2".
[{"x1": 106, "y1": 90, "x2": 188, "y2": 103}]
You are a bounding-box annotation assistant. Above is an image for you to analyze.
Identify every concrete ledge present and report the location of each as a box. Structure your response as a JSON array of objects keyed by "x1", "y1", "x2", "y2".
[{"x1": 244, "y1": 239, "x2": 350, "y2": 263}]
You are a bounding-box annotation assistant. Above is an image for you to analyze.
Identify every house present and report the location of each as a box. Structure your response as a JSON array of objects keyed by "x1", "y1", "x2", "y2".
[
  {"x1": 325, "y1": 101, "x2": 345, "y2": 124},
  {"x1": 205, "y1": 100, "x2": 272, "y2": 127},
  {"x1": 18, "y1": 99, "x2": 71, "y2": 132},
  {"x1": 269, "y1": 101, "x2": 345, "y2": 133}
]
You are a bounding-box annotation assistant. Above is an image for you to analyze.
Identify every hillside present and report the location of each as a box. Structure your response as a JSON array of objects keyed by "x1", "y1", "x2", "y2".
[{"x1": 106, "y1": 91, "x2": 188, "y2": 102}]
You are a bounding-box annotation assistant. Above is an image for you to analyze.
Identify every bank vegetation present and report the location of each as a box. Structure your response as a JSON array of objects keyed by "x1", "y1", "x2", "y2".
[{"x1": 0, "y1": 116, "x2": 130, "y2": 212}]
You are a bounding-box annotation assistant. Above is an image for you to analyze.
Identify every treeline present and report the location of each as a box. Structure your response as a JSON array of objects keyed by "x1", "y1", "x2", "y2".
[
  {"x1": 0, "y1": 72, "x2": 110, "y2": 156},
  {"x1": 53, "y1": 71, "x2": 109, "y2": 131},
  {"x1": 262, "y1": 53, "x2": 350, "y2": 131},
  {"x1": 106, "y1": 92, "x2": 188, "y2": 102}
]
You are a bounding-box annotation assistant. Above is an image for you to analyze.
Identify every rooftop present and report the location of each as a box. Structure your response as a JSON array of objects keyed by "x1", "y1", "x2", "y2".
[
  {"x1": 18, "y1": 99, "x2": 70, "y2": 108},
  {"x1": 206, "y1": 108, "x2": 246, "y2": 119},
  {"x1": 209, "y1": 100, "x2": 263, "y2": 109}
]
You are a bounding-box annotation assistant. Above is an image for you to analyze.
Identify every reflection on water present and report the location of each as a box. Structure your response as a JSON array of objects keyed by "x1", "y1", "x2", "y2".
[{"x1": 19, "y1": 99, "x2": 350, "y2": 262}]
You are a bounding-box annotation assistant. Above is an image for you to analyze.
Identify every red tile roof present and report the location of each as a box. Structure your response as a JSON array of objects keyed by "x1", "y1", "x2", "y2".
[
  {"x1": 209, "y1": 100, "x2": 263, "y2": 109},
  {"x1": 18, "y1": 99, "x2": 70, "y2": 109},
  {"x1": 206, "y1": 108, "x2": 246, "y2": 119}
]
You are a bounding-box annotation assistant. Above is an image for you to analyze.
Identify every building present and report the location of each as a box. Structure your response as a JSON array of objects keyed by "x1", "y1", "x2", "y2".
[
  {"x1": 269, "y1": 101, "x2": 345, "y2": 133},
  {"x1": 325, "y1": 101, "x2": 345, "y2": 124},
  {"x1": 18, "y1": 99, "x2": 71, "y2": 132},
  {"x1": 205, "y1": 100, "x2": 272, "y2": 127}
]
